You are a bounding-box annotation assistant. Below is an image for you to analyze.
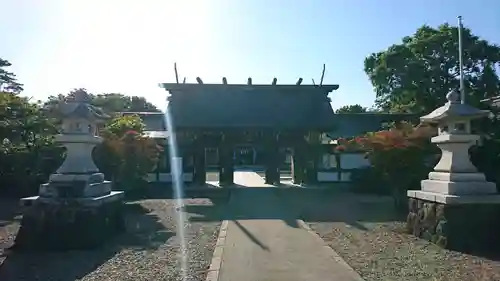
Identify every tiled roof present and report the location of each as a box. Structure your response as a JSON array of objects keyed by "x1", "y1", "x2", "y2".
[
  {"x1": 161, "y1": 83, "x2": 338, "y2": 130},
  {"x1": 58, "y1": 102, "x2": 109, "y2": 121}
]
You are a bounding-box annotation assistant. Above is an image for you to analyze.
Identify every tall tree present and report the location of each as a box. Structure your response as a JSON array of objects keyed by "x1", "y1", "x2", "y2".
[
  {"x1": 364, "y1": 24, "x2": 500, "y2": 114},
  {"x1": 0, "y1": 58, "x2": 23, "y2": 93},
  {"x1": 335, "y1": 104, "x2": 368, "y2": 113},
  {"x1": 46, "y1": 89, "x2": 160, "y2": 113}
]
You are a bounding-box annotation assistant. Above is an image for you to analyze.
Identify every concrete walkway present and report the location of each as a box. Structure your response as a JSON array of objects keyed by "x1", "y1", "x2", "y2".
[{"x1": 217, "y1": 171, "x2": 364, "y2": 281}]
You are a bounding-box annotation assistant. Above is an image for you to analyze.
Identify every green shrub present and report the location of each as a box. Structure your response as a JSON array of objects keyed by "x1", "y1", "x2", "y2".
[
  {"x1": 94, "y1": 115, "x2": 162, "y2": 192},
  {"x1": 470, "y1": 139, "x2": 500, "y2": 191},
  {"x1": 350, "y1": 167, "x2": 390, "y2": 195}
]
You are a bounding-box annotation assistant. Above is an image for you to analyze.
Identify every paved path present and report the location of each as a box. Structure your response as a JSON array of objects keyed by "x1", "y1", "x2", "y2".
[{"x1": 218, "y1": 171, "x2": 364, "y2": 281}]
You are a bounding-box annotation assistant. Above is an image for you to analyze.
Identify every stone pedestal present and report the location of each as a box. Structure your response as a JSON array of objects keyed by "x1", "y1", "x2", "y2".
[
  {"x1": 15, "y1": 172, "x2": 125, "y2": 251},
  {"x1": 40, "y1": 173, "x2": 111, "y2": 198},
  {"x1": 15, "y1": 192, "x2": 124, "y2": 250},
  {"x1": 407, "y1": 194, "x2": 500, "y2": 252}
]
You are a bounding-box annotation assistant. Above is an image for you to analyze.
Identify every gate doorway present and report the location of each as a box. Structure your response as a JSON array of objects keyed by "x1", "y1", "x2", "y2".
[{"x1": 234, "y1": 145, "x2": 257, "y2": 167}]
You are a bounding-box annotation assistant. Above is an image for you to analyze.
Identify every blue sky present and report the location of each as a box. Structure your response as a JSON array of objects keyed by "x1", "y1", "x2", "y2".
[{"x1": 1, "y1": 0, "x2": 499, "y2": 110}]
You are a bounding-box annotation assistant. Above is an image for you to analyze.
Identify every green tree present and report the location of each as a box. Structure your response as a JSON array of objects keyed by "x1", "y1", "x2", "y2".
[
  {"x1": 0, "y1": 58, "x2": 23, "y2": 93},
  {"x1": 335, "y1": 104, "x2": 368, "y2": 113},
  {"x1": 0, "y1": 93, "x2": 57, "y2": 150},
  {"x1": 46, "y1": 89, "x2": 160, "y2": 114},
  {"x1": 0, "y1": 92, "x2": 61, "y2": 196},
  {"x1": 364, "y1": 24, "x2": 500, "y2": 114}
]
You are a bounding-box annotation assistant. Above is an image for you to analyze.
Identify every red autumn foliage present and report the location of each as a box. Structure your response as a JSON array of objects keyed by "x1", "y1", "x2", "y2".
[
  {"x1": 335, "y1": 145, "x2": 346, "y2": 152},
  {"x1": 333, "y1": 121, "x2": 438, "y2": 209}
]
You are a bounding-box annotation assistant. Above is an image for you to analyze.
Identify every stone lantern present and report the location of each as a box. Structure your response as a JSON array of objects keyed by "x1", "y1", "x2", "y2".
[
  {"x1": 407, "y1": 90, "x2": 500, "y2": 252},
  {"x1": 40, "y1": 90, "x2": 112, "y2": 197},
  {"x1": 15, "y1": 90, "x2": 125, "y2": 250}
]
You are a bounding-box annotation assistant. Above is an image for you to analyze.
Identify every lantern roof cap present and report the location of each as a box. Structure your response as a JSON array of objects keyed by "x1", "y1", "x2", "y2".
[
  {"x1": 420, "y1": 90, "x2": 489, "y2": 123},
  {"x1": 53, "y1": 90, "x2": 109, "y2": 121}
]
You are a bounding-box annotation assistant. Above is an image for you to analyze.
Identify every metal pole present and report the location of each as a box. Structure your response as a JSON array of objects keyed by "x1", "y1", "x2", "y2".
[{"x1": 458, "y1": 16, "x2": 465, "y2": 104}]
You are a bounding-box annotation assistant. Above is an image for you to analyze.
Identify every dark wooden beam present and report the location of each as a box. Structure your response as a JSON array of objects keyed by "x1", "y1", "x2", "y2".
[
  {"x1": 296, "y1": 78, "x2": 303, "y2": 85},
  {"x1": 174, "y1": 63, "x2": 179, "y2": 84},
  {"x1": 247, "y1": 77, "x2": 252, "y2": 85},
  {"x1": 272, "y1": 78, "x2": 277, "y2": 85},
  {"x1": 222, "y1": 77, "x2": 227, "y2": 84},
  {"x1": 320, "y1": 64, "x2": 325, "y2": 86},
  {"x1": 196, "y1": 77, "x2": 203, "y2": 84}
]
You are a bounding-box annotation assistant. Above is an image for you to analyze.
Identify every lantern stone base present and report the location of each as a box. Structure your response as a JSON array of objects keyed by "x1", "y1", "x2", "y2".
[
  {"x1": 407, "y1": 190, "x2": 500, "y2": 253},
  {"x1": 421, "y1": 177, "x2": 497, "y2": 195},
  {"x1": 40, "y1": 173, "x2": 112, "y2": 198},
  {"x1": 13, "y1": 191, "x2": 124, "y2": 251}
]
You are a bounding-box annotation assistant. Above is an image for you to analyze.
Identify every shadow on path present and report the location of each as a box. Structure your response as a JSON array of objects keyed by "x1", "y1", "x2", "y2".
[
  {"x1": 216, "y1": 173, "x2": 368, "y2": 281},
  {"x1": 187, "y1": 185, "x2": 300, "y2": 228},
  {"x1": 185, "y1": 185, "x2": 404, "y2": 243},
  {"x1": 233, "y1": 220, "x2": 270, "y2": 251},
  {"x1": 185, "y1": 183, "x2": 302, "y2": 250}
]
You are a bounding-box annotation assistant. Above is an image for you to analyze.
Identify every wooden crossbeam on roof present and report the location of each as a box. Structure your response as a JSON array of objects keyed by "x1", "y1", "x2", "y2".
[
  {"x1": 159, "y1": 83, "x2": 339, "y2": 92},
  {"x1": 272, "y1": 78, "x2": 277, "y2": 85},
  {"x1": 247, "y1": 77, "x2": 252, "y2": 85},
  {"x1": 296, "y1": 78, "x2": 303, "y2": 85}
]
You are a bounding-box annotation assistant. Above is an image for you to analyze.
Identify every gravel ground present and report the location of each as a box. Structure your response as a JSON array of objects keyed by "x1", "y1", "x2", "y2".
[
  {"x1": 0, "y1": 197, "x2": 224, "y2": 281},
  {"x1": 282, "y1": 190, "x2": 500, "y2": 281}
]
